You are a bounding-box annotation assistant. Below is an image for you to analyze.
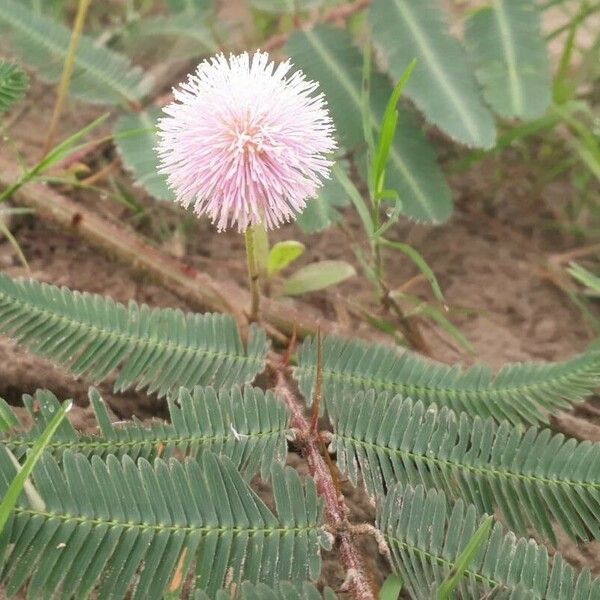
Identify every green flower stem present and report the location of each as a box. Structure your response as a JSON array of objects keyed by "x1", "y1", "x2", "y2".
[{"x1": 244, "y1": 225, "x2": 261, "y2": 322}]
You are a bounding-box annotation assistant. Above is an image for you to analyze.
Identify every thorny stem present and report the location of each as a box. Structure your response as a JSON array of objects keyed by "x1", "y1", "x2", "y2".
[
  {"x1": 270, "y1": 355, "x2": 377, "y2": 600},
  {"x1": 244, "y1": 225, "x2": 261, "y2": 322},
  {"x1": 43, "y1": 0, "x2": 91, "y2": 157}
]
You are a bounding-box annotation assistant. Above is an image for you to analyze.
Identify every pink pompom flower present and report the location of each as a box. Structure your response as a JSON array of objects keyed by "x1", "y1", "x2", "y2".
[{"x1": 156, "y1": 51, "x2": 336, "y2": 232}]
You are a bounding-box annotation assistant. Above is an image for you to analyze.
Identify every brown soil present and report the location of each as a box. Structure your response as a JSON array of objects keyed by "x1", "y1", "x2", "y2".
[{"x1": 1, "y1": 2, "x2": 600, "y2": 596}]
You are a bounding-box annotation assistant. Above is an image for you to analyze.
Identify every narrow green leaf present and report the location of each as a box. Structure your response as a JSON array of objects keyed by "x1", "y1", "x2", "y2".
[
  {"x1": 370, "y1": 0, "x2": 496, "y2": 149},
  {"x1": 380, "y1": 574, "x2": 403, "y2": 600},
  {"x1": 37, "y1": 113, "x2": 110, "y2": 174},
  {"x1": 0, "y1": 399, "x2": 71, "y2": 533},
  {"x1": 568, "y1": 262, "x2": 600, "y2": 296},
  {"x1": 281, "y1": 260, "x2": 355, "y2": 296},
  {"x1": 464, "y1": 0, "x2": 551, "y2": 120},
  {"x1": 267, "y1": 241, "x2": 305, "y2": 277},
  {"x1": 380, "y1": 238, "x2": 444, "y2": 303},
  {"x1": 373, "y1": 59, "x2": 416, "y2": 195},
  {"x1": 435, "y1": 515, "x2": 494, "y2": 599},
  {"x1": 331, "y1": 163, "x2": 373, "y2": 238}
]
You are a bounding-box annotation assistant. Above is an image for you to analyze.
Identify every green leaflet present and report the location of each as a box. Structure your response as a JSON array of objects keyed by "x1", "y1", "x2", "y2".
[
  {"x1": 194, "y1": 581, "x2": 338, "y2": 600},
  {"x1": 378, "y1": 483, "x2": 600, "y2": 599},
  {"x1": 464, "y1": 0, "x2": 551, "y2": 120},
  {"x1": 295, "y1": 334, "x2": 600, "y2": 424},
  {"x1": 0, "y1": 0, "x2": 149, "y2": 105},
  {"x1": 0, "y1": 274, "x2": 269, "y2": 397},
  {"x1": 114, "y1": 109, "x2": 174, "y2": 202},
  {"x1": 369, "y1": 0, "x2": 496, "y2": 149},
  {"x1": 285, "y1": 25, "x2": 452, "y2": 224},
  {"x1": 331, "y1": 391, "x2": 600, "y2": 544},
  {"x1": 0, "y1": 399, "x2": 18, "y2": 434},
  {"x1": 0, "y1": 61, "x2": 28, "y2": 114},
  {"x1": 0, "y1": 452, "x2": 326, "y2": 599},
  {"x1": 2, "y1": 386, "x2": 289, "y2": 481}
]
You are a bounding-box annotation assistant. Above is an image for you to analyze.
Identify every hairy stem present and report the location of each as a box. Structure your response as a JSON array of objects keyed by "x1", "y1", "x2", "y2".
[
  {"x1": 271, "y1": 356, "x2": 376, "y2": 600},
  {"x1": 245, "y1": 225, "x2": 261, "y2": 322},
  {"x1": 43, "y1": 0, "x2": 91, "y2": 156}
]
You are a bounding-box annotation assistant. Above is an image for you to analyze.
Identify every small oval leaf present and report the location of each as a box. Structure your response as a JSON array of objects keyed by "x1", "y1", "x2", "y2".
[
  {"x1": 281, "y1": 260, "x2": 355, "y2": 296},
  {"x1": 268, "y1": 241, "x2": 306, "y2": 277}
]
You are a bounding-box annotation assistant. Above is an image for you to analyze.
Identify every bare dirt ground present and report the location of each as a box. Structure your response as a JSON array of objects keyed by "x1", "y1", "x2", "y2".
[{"x1": 1, "y1": 0, "x2": 600, "y2": 594}]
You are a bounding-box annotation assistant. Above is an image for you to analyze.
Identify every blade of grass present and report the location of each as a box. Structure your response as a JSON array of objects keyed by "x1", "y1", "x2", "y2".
[
  {"x1": 435, "y1": 515, "x2": 494, "y2": 600},
  {"x1": 380, "y1": 238, "x2": 445, "y2": 303},
  {"x1": 0, "y1": 113, "x2": 109, "y2": 203},
  {"x1": 380, "y1": 574, "x2": 403, "y2": 600},
  {"x1": 373, "y1": 59, "x2": 416, "y2": 197},
  {"x1": 0, "y1": 214, "x2": 29, "y2": 269},
  {"x1": 0, "y1": 399, "x2": 72, "y2": 533},
  {"x1": 43, "y1": 0, "x2": 92, "y2": 155}
]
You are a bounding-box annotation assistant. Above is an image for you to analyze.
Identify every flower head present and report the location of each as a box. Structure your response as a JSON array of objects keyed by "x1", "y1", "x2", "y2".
[{"x1": 156, "y1": 51, "x2": 336, "y2": 232}]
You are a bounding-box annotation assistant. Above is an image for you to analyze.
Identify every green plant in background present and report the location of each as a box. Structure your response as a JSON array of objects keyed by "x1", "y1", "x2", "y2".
[
  {"x1": 0, "y1": 61, "x2": 27, "y2": 115},
  {"x1": 3, "y1": 0, "x2": 596, "y2": 348}
]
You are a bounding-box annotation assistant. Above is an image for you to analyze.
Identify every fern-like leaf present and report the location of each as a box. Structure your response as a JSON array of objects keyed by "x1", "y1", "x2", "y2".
[
  {"x1": 331, "y1": 390, "x2": 600, "y2": 544},
  {"x1": 0, "y1": 61, "x2": 28, "y2": 114},
  {"x1": 2, "y1": 385, "x2": 289, "y2": 480},
  {"x1": 0, "y1": 0, "x2": 149, "y2": 105},
  {"x1": 285, "y1": 25, "x2": 452, "y2": 224},
  {"x1": 295, "y1": 334, "x2": 600, "y2": 424},
  {"x1": 0, "y1": 451, "x2": 327, "y2": 599},
  {"x1": 378, "y1": 483, "x2": 600, "y2": 599},
  {"x1": 369, "y1": 0, "x2": 496, "y2": 149},
  {"x1": 195, "y1": 581, "x2": 337, "y2": 600},
  {"x1": 0, "y1": 274, "x2": 269, "y2": 396},
  {"x1": 464, "y1": 0, "x2": 551, "y2": 120}
]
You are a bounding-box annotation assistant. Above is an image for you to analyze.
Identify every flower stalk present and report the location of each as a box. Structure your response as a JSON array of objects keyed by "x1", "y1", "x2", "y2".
[{"x1": 245, "y1": 225, "x2": 261, "y2": 322}]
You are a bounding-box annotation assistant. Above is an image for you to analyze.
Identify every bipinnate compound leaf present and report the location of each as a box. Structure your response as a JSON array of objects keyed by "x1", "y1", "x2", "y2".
[
  {"x1": 295, "y1": 334, "x2": 600, "y2": 424},
  {"x1": 2, "y1": 386, "x2": 289, "y2": 481},
  {"x1": 0, "y1": 274, "x2": 269, "y2": 396},
  {"x1": 331, "y1": 390, "x2": 600, "y2": 545},
  {"x1": 378, "y1": 484, "x2": 600, "y2": 599},
  {"x1": 0, "y1": 452, "x2": 326, "y2": 599}
]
